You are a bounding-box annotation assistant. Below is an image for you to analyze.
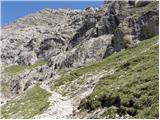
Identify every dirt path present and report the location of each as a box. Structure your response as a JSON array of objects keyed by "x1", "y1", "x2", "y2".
[
  {"x1": 34, "y1": 82, "x2": 74, "y2": 119},
  {"x1": 34, "y1": 69, "x2": 115, "y2": 119}
]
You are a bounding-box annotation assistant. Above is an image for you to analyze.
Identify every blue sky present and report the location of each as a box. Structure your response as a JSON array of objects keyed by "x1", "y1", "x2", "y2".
[{"x1": 1, "y1": 1, "x2": 104, "y2": 25}]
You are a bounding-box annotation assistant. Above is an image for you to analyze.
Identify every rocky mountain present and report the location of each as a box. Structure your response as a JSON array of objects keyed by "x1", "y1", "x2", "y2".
[{"x1": 0, "y1": 0, "x2": 159, "y2": 119}]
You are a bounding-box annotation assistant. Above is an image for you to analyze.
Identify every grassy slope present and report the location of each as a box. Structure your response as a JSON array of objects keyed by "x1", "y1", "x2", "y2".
[
  {"x1": 1, "y1": 36, "x2": 158, "y2": 119},
  {"x1": 0, "y1": 81, "x2": 9, "y2": 92},
  {"x1": 52, "y1": 36, "x2": 158, "y2": 118},
  {"x1": 78, "y1": 36, "x2": 159, "y2": 118},
  {"x1": 1, "y1": 86, "x2": 51, "y2": 119},
  {"x1": 131, "y1": 1, "x2": 158, "y2": 17},
  {"x1": 4, "y1": 60, "x2": 48, "y2": 75},
  {"x1": 52, "y1": 36, "x2": 158, "y2": 86}
]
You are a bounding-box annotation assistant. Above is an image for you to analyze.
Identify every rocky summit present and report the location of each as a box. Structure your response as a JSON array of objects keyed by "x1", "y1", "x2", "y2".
[{"x1": 0, "y1": 0, "x2": 159, "y2": 119}]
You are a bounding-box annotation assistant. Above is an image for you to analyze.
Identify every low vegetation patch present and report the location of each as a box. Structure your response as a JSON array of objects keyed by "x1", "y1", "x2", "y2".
[
  {"x1": 131, "y1": 1, "x2": 158, "y2": 17},
  {"x1": 1, "y1": 85, "x2": 51, "y2": 119},
  {"x1": 0, "y1": 81, "x2": 9, "y2": 92},
  {"x1": 78, "y1": 36, "x2": 159, "y2": 118},
  {"x1": 4, "y1": 60, "x2": 48, "y2": 75}
]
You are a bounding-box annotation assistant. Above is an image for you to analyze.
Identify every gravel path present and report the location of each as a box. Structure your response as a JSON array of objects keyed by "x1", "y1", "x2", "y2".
[
  {"x1": 34, "y1": 70, "x2": 115, "y2": 119},
  {"x1": 34, "y1": 82, "x2": 74, "y2": 119}
]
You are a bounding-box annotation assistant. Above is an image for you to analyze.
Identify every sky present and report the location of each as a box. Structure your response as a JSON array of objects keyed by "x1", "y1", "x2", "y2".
[{"x1": 1, "y1": 0, "x2": 104, "y2": 25}]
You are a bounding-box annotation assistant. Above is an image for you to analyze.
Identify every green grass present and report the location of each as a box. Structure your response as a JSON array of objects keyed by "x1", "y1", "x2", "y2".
[
  {"x1": 78, "y1": 36, "x2": 159, "y2": 118},
  {"x1": 0, "y1": 85, "x2": 51, "y2": 119},
  {"x1": 52, "y1": 36, "x2": 159, "y2": 91},
  {"x1": 0, "y1": 81, "x2": 9, "y2": 92},
  {"x1": 1, "y1": 36, "x2": 158, "y2": 119},
  {"x1": 4, "y1": 60, "x2": 48, "y2": 75},
  {"x1": 131, "y1": 1, "x2": 158, "y2": 17}
]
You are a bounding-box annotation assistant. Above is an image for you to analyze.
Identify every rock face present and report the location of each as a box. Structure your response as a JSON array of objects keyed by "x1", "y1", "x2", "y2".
[{"x1": 1, "y1": 1, "x2": 159, "y2": 94}]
